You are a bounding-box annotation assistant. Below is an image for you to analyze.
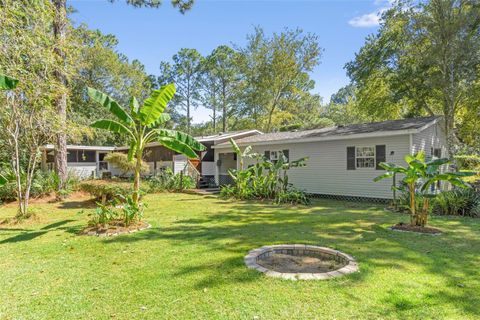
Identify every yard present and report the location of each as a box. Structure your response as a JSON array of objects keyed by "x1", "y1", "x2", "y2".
[{"x1": 1, "y1": 193, "x2": 479, "y2": 319}]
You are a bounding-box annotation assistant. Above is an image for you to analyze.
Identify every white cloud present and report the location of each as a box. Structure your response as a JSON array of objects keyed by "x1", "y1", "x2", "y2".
[{"x1": 348, "y1": 11, "x2": 382, "y2": 28}]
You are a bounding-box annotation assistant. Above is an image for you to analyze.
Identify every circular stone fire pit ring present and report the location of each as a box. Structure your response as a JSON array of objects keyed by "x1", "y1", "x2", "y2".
[{"x1": 244, "y1": 244, "x2": 358, "y2": 280}]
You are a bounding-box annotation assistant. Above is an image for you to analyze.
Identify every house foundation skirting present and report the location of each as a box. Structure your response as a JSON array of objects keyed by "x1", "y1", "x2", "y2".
[{"x1": 307, "y1": 193, "x2": 390, "y2": 204}]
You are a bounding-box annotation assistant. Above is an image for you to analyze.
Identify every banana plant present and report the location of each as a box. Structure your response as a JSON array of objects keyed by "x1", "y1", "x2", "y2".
[
  {"x1": 374, "y1": 151, "x2": 474, "y2": 227},
  {"x1": 88, "y1": 84, "x2": 206, "y2": 205}
]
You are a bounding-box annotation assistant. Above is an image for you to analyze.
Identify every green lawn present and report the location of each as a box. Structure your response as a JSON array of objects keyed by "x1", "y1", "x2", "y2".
[{"x1": 1, "y1": 193, "x2": 479, "y2": 319}]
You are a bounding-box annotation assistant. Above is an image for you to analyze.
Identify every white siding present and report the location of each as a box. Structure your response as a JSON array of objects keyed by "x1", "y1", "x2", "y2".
[
  {"x1": 67, "y1": 163, "x2": 97, "y2": 179},
  {"x1": 411, "y1": 122, "x2": 448, "y2": 157},
  {"x1": 215, "y1": 135, "x2": 411, "y2": 199},
  {"x1": 202, "y1": 161, "x2": 216, "y2": 176},
  {"x1": 173, "y1": 155, "x2": 187, "y2": 175}
]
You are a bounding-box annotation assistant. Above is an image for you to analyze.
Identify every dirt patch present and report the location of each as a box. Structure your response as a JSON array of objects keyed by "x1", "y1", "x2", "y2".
[
  {"x1": 80, "y1": 220, "x2": 150, "y2": 237},
  {"x1": 257, "y1": 253, "x2": 346, "y2": 273},
  {"x1": 391, "y1": 222, "x2": 442, "y2": 235}
]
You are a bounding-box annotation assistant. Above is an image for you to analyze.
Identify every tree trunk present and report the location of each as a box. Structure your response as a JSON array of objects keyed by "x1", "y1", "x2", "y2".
[
  {"x1": 222, "y1": 84, "x2": 227, "y2": 132},
  {"x1": 53, "y1": 0, "x2": 68, "y2": 193},
  {"x1": 186, "y1": 98, "x2": 190, "y2": 134},
  {"x1": 12, "y1": 121, "x2": 25, "y2": 217},
  {"x1": 409, "y1": 183, "x2": 416, "y2": 226},
  {"x1": 212, "y1": 102, "x2": 216, "y2": 132},
  {"x1": 132, "y1": 151, "x2": 142, "y2": 205}
]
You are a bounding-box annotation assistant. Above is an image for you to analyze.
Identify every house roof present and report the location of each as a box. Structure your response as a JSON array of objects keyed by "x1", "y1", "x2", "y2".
[
  {"x1": 213, "y1": 116, "x2": 442, "y2": 148},
  {"x1": 195, "y1": 129, "x2": 262, "y2": 143},
  {"x1": 42, "y1": 144, "x2": 116, "y2": 151}
]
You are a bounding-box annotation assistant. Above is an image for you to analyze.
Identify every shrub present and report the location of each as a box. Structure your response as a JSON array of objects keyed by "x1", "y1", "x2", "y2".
[
  {"x1": 117, "y1": 194, "x2": 146, "y2": 226},
  {"x1": 220, "y1": 139, "x2": 309, "y2": 205},
  {"x1": 147, "y1": 168, "x2": 196, "y2": 192},
  {"x1": 0, "y1": 169, "x2": 79, "y2": 203},
  {"x1": 275, "y1": 189, "x2": 310, "y2": 205},
  {"x1": 88, "y1": 202, "x2": 118, "y2": 227},
  {"x1": 432, "y1": 189, "x2": 480, "y2": 217},
  {"x1": 79, "y1": 180, "x2": 145, "y2": 204}
]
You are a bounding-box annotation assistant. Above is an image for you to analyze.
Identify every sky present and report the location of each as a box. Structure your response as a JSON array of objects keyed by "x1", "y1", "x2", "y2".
[{"x1": 69, "y1": 0, "x2": 388, "y2": 123}]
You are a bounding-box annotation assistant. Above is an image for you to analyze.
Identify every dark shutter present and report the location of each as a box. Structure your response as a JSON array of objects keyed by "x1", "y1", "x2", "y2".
[
  {"x1": 375, "y1": 145, "x2": 386, "y2": 170},
  {"x1": 347, "y1": 146, "x2": 356, "y2": 170},
  {"x1": 434, "y1": 148, "x2": 441, "y2": 158},
  {"x1": 282, "y1": 150, "x2": 289, "y2": 162},
  {"x1": 264, "y1": 150, "x2": 270, "y2": 160}
]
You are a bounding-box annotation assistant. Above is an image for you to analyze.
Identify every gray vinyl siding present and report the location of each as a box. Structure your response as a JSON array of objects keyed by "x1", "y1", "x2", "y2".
[
  {"x1": 411, "y1": 122, "x2": 448, "y2": 158},
  {"x1": 216, "y1": 134, "x2": 411, "y2": 199}
]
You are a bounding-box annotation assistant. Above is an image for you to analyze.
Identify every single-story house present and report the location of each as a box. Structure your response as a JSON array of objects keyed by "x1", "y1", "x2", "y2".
[
  {"x1": 41, "y1": 116, "x2": 447, "y2": 200},
  {"x1": 41, "y1": 130, "x2": 261, "y2": 184},
  {"x1": 212, "y1": 116, "x2": 448, "y2": 200}
]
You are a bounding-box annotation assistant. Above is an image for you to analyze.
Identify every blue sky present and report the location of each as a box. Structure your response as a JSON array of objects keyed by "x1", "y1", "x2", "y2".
[{"x1": 70, "y1": 0, "x2": 388, "y2": 123}]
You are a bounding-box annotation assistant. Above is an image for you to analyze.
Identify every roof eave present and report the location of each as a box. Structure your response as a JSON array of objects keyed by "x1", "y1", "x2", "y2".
[{"x1": 212, "y1": 127, "x2": 426, "y2": 149}]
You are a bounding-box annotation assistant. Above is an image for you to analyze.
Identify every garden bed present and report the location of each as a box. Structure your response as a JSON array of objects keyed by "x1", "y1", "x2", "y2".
[
  {"x1": 390, "y1": 222, "x2": 442, "y2": 235},
  {"x1": 80, "y1": 220, "x2": 150, "y2": 237}
]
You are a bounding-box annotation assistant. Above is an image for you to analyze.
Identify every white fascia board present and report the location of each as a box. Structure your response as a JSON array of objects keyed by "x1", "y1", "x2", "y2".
[{"x1": 41, "y1": 144, "x2": 116, "y2": 151}]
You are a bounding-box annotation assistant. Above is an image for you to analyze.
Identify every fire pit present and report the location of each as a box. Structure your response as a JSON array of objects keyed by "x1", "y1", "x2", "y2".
[{"x1": 244, "y1": 244, "x2": 358, "y2": 280}]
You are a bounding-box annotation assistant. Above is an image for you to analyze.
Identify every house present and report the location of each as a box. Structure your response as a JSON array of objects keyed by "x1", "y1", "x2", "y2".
[
  {"x1": 212, "y1": 116, "x2": 448, "y2": 200},
  {"x1": 41, "y1": 130, "x2": 262, "y2": 184}
]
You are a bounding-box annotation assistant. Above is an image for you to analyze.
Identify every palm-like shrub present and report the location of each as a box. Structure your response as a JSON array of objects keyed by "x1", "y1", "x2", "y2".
[
  {"x1": 88, "y1": 84, "x2": 205, "y2": 206},
  {"x1": 374, "y1": 151, "x2": 474, "y2": 227}
]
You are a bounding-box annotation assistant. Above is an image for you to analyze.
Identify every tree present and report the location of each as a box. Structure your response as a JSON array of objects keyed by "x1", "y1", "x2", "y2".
[
  {"x1": 238, "y1": 28, "x2": 323, "y2": 132},
  {"x1": 347, "y1": 0, "x2": 480, "y2": 153},
  {"x1": 52, "y1": 0, "x2": 196, "y2": 192},
  {"x1": 158, "y1": 49, "x2": 203, "y2": 133},
  {"x1": 374, "y1": 151, "x2": 474, "y2": 227},
  {"x1": 70, "y1": 25, "x2": 152, "y2": 146},
  {"x1": 88, "y1": 84, "x2": 205, "y2": 205},
  {"x1": 204, "y1": 46, "x2": 240, "y2": 132},
  {"x1": 0, "y1": 1, "x2": 59, "y2": 218}
]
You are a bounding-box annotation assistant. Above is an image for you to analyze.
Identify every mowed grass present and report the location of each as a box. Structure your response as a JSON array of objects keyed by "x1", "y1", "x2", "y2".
[{"x1": 1, "y1": 193, "x2": 479, "y2": 320}]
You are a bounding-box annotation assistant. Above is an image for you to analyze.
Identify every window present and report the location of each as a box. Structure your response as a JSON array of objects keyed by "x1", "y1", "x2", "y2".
[
  {"x1": 264, "y1": 150, "x2": 289, "y2": 162},
  {"x1": 356, "y1": 146, "x2": 375, "y2": 168},
  {"x1": 270, "y1": 151, "x2": 279, "y2": 161}
]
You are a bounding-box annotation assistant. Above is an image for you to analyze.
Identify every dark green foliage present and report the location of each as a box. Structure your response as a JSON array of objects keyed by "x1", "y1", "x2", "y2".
[
  {"x1": 79, "y1": 180, "x2": 145, "y2": 203},
  {"x1": 0, "y1": 169, "x2": 78, "y2": 203},
  {"x1": 220, "y1": 139, "x2": 309, "y2": 205},
  {"x1": 433, "y1": 189, "x2": 480, "y2": 217},
  {"x1": 88, "y1": 202, "x2": 117, "y2": 227},
  {"x1": 146, "y1": 168, "x2": 196, "y2": 192},
  {"x1": 117, "y1": 194, "x2": 146, "y2": 226}
]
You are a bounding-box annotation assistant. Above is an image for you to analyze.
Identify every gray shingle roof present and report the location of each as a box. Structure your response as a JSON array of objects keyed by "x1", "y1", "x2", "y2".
[{"x1": 215, "y1": 116, "x2": 441, "y2": 147}]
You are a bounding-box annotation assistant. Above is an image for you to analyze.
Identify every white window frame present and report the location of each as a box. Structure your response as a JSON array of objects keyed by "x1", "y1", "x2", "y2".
[
  {"x1": 355, "y1": 146, "x2": 376, "y2": 169},
  {"x1": 269, "y1": 151, "x2": 279, "y2": 161}
]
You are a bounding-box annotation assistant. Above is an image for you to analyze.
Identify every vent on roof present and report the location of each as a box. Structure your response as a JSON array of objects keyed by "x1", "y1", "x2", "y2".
[{"x1": 338, "y1": 125, "x2": 345, "y2": 128}]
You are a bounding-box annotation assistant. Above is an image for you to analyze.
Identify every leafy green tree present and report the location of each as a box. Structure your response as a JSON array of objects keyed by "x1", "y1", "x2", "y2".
[
  {"x1": 347, "y1": 0, "x2": 480, "y2": 153},
  {"x1": 203, "y1": 46, "x2": 240, "y2": 132},
  {"x1": 238, "y1": 27, "x2": 323, "y2": 132},
  {"x1": 70, "y1": 25, "x2": 152, "y2": 146},
  {"x1": 158, "y1": 49, "x2": 203, "y2": 133},
  {"x1": 374, "y1": 151, "x2": 474, "y2": 227},
  {"x1": 88, "y1": 84, "x2": 205, "y2": 205},
  {"x1": 0, "y1": 1, "x2": 59, "y2": 218},
  {"x1": 52, "y1": 0, "x2": 196, "y2": 191}
]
